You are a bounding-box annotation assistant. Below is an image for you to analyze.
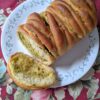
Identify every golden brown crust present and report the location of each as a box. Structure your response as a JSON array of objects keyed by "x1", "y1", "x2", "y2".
[
  {"x1": 48, "y1": 0, "x2": 97, "y2": 46},
  {"x1": 27, "y1": 24, "x2": 56, "y2": 54},
  {"x1": 27, "y1": 13, "x2": 58, "y2": 57},
  {"x1": 27, "y1": 12, "x2": 44, "y2": 23},
  {"x1": 86, "y1": 0, "x2": 97, "y2": 26},
  {"x1": 47, "y1": 6, "x2": 79, "y2": 43},
  {"x1": 67, "y1": 0, "x2": 96, "y2": 23},
  {"x1": 86, "y1": 0, "x2": 96, "y2": 14},
  {"x1": 46, "y1": 12, "x2": 67, "y2": 55},
  {"x1": 62, "y1": 0, "x2": 97, "y2": 32},
  {"x1": 51, "y1": 0, "x2": 86, "y2": 37},
  {"x1": 27, "y1": 12, "x2": 51, "y2": 38},
  {"x1": 27, "y1": 20, "x2": 50, "y2": 36},
  {"x1": 27, "y1": 14, "x2": 50, "y2": 37},
  {"x1": 51, "y1": 1, "x2": 84, "y2": 39}
]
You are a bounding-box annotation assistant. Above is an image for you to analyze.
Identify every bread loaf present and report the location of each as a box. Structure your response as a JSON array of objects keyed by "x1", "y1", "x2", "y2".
[{"x1": 17, "y1": 0, "x2": 97, "y2": 65}]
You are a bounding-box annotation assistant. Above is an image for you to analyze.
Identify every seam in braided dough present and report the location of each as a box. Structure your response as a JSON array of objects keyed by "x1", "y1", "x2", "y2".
[
  {"x1": 46, "y1": 12, "x2": 67, "y2": 56},
  {"x1": 26, "y1": 13, "x2": 58, "y2": 57},
  {"x1": 47, "y1": 6, "x2": 78, "y2": 42},
  {"x1": 62, "y1": 0, "x2": 96, "y2": 32}
]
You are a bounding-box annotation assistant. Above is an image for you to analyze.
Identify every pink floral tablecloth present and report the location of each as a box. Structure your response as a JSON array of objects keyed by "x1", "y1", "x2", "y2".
[{"x1": 0, "y1": 0, "x2": 100, "y2": 100}]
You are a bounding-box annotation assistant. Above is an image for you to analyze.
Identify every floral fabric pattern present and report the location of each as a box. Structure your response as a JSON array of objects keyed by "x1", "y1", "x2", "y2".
[{"x1": 0, "y1": 0, "x2": 100, "y2": 100}]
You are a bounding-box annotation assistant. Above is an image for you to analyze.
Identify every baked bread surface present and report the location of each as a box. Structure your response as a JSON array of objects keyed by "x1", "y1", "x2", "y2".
[{"x1": 17, "y1": 0, "x2": 97, "y2": 61}]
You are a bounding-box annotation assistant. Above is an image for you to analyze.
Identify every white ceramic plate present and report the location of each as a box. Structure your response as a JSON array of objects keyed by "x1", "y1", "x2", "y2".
[{"x1": 1, "y1": 0, "x2": 99, "y2": 87}]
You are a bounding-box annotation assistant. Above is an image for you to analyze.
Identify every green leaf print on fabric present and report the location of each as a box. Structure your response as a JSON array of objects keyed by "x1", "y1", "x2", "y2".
[{"x1": 68, "y1": 81, "x2": 83, "y2": 100}]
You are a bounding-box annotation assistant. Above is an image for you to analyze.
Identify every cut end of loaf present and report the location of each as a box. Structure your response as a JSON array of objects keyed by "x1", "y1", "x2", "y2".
[
  {"x1": 17, "y1": 25, "x2": 55, "y2": 65},
  {"x1": 7, "y1": 52, "x2": 57, "y2": 90}
]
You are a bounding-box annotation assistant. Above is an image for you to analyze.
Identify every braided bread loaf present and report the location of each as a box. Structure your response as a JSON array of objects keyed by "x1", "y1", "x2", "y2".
[{"x1": 17, "y1": 0, "x2": 97, "y2": 65}]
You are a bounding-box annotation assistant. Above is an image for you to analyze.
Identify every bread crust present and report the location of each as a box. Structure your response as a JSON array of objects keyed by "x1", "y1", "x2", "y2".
[
  {"x1": 46, "y1": 12, "x2": 67, "y2": 55},
  {"x1": 62, "y1": 0, "x2": 97, "y2": 32},
  {"x1": 24, "y1": 23, "x2": 57, "y2": 55},
  {"x1": 27, "y1": 13, "x2": 58, "y2": 57}
]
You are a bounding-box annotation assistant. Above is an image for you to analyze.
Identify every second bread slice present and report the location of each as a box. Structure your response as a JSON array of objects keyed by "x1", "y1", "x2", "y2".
[{"x1": 7, "y1": 52, "x2": 57, "y2": 90}]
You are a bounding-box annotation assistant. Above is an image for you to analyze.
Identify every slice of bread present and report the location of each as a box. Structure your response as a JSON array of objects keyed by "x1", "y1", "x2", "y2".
[
  {"x1": 7, "y1": 52, "x2": 57, "y2": 90},
  {"x1": 26, "y1": 12, "x2": 59, "y2": 58},
  {"x1": 17, "y1": 25, "x2": 55, "y2": 65}
]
